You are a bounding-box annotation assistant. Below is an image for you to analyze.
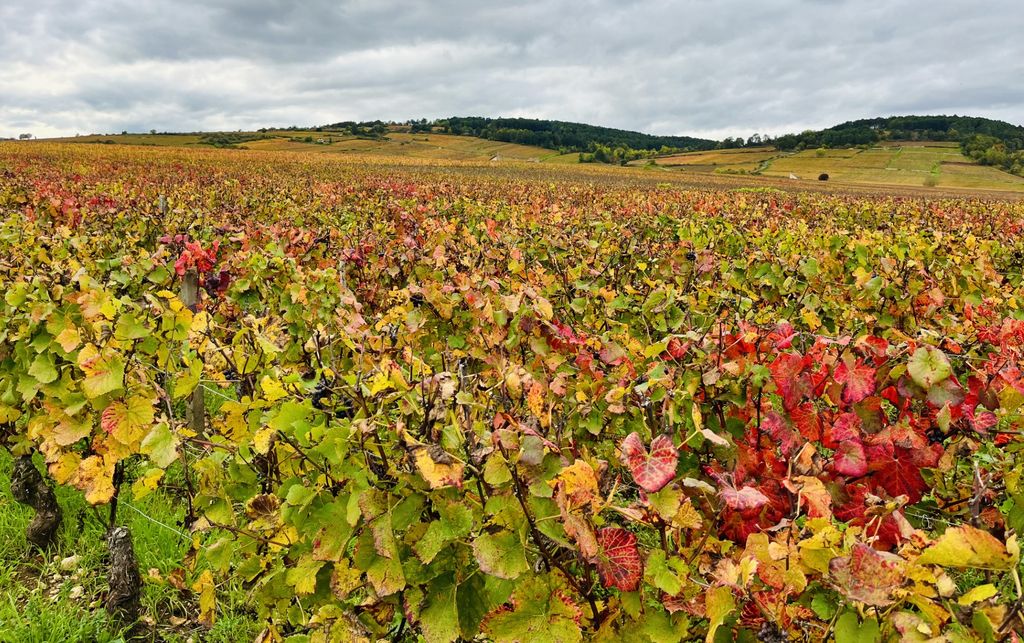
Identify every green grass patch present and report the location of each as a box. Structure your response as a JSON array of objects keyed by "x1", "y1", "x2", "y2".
[{"x1": 0, "y1": 452, "x2": 261, "y2": 642}]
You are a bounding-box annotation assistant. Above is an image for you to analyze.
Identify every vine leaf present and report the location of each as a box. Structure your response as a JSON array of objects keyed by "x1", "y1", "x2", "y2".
[
  {"x1": 770, "y1": 353, "x2": 813, "y2": 410},
  {"x1": 595, "y1": 527, "x2": 642, "y2": 591},
  {"x1": 829, "y1": 543, "x2": 905, "y2": 606},
  {"x1": 414, "y1": 502, "x2": 473, "y2": 564},
  {"x1": 78, "y1": 345, "x2": 125, "y2": 399},
  {"x1": 401, "y1": 428, "x2": 465, "y2": 489},
  {"x1": 785, "y1": 475, "x2": 833, "y2": 518},
  {"x1": 482, "y1": 574, "x2": 583, "y2": 643},
  {"x1": 101, "y1": 394, "x2": 156, "y2": 446},
  {"x1": 720, "y1": 485, "x2": 770, "y2": 511},
  {"x1": 832, "y1": 440, "x2": 868, "y2": 477},
  {"x1": 473, "y1": 530, "x2": 529, "y2": 580},
  {"x1": 917, "y1": 526, "x2": 1017, "y2": 570},
  {"x1": 551, "y1": 460, "x2": 600, "y2": 512},
  {"x1": 705, "y1": 585, "x2": 735, "y2": 643},
  {"x1": 28, "y1": 353, "x2": 58, "y2": 384},
  {"x1": 620, "y1": 432, "x2": 677, "y2": 492},
  {"x1": 285, "y1": 556, "x2": 323, "y2": 595},
  {"x1": 908, "y1": 346, "x2": 952, "y2": 390},
  {"x1": 834, "y1": 612, "x2": 880, "y2": 643},
  {"x1": 192, "y1": 569, "x2": 217, "y2": 627},
  {"x1": 834, "y1": 358, "x2": 876, "y2": 405},
  {"x1": 420, "y1": 575, "x2": 459, "y2": 643},
  {"x1": 140, "y1": 422, "x2": 179, "y2": 469},
  {"x1": 827, "y1": 412, "x2": 867, "y2": 477},
  {"x1": 72, "y1": 455, "x2": 116, "y2": 505}
]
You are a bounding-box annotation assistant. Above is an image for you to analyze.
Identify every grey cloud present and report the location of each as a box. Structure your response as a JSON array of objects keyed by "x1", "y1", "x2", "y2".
[{"x1": 0, "y1": 0, "x2": 1022, "y2": 138}]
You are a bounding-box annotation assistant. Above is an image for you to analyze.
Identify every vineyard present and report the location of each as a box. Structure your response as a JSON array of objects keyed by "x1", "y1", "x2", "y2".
[{"x1": 3, "y1": 142, "x2": 1024, "y2": 642}]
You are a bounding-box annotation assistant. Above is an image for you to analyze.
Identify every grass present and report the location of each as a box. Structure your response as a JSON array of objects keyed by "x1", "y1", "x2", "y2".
[{"x1": 0, "y1": 452, "x2": 262, "y2": 642}]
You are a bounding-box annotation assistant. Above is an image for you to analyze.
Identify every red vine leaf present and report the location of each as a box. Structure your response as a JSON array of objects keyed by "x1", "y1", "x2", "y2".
[
  {"x1": 829, "y1": 542, "x2": 905, "y2": 606},
  {"x1": 770, "y1": 353, "x2": 813, "y2": 410},
  {"x1": 789, "y1": 402, "x2": 823, "y2": 442},
  {"x1": 832, "y1": 439, "x2": 868, "y2": 477},
  {"x1": 720, "y1": 485, "x2": 770, "y2": 511},
  {"x1": 864, "y1": 426, "x2": 942, "y2": 503},
  {"x1": 970, "y1": 409, "x2": 998, "y2": 433},
  {"x1": 595, "y1": 528, "x2": 642, "y2": 591},
  {"x1": 620, "y1": 432, "x2": 678, "y2": 492},
  {"x1": 762, "y1": 412, "x2": 802, "y2": 457},
  {"x1": 834, "y1": 359, "x2": 876, "y2": 405},
  {"x1": 824, "y1": 412, "x2": 861, "y2": 449}
]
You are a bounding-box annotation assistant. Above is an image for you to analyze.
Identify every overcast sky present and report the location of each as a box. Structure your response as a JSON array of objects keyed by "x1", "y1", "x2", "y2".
[{"x1": 2, "y1": 0, "x2": 1022, "y2": 139}]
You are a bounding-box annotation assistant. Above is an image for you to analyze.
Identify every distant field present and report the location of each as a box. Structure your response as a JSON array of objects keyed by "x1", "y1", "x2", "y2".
[
  {"x1": 45, "y1": 130, "x2": 567, "y2": 164},
  {"x1": 52, "y1": 133, "x2": 208, "y2": 146},
  {"x1": 31, "y1": 131, "x2": 1024, "y2": 193},
  {"x1": 652, "y1": 141, "x2": 1024, "y2": 192},
  {"x1": 653, "y1": 147, "x2": 776, "y2": 166},
  {"x1": 647, "y1": 147, "x2": 778, "y2": 173},
  {"x1": 245, "y1": 132, "x2": 567, "y2": 162}
]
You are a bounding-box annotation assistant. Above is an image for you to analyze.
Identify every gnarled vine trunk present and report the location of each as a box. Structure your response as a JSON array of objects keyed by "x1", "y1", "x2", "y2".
[
  {"x1": 10, "y1": 455, "x2": 62, "y2": 550},
  {"x1": 106, "y1": 526, "x2": 142, "y2": 624}
]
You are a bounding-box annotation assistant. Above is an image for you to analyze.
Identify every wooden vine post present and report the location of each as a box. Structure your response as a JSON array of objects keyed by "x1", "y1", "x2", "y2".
[
  {"x1": 168, "y1": 194, "x2": 206, "y2": 437},
  {"x1": 181, "y1": 267, "x2": 206, "y2": 436}
]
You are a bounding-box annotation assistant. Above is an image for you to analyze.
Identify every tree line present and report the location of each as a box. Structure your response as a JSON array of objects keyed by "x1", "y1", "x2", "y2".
[{"x1": 428, "y1": 116, "x2": 717, "y2": 154}]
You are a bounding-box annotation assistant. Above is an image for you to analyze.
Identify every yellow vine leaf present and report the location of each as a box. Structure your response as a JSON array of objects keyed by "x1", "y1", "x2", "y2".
[
  {"x1": 535, "y1": 296, "x2": 554, "y2": 320},
  {"x1": 260, "y1": 376, "x2": 288, "y2": 402},
  {"x1": 77, "y1": 344, "x2": 125, "y2": 399},
  {"x1": 705, "y1": 585, "x2": 735, "y2": 643},
  {"x1": 192, "y1": 569, "x2": 217, "y2": 627},
  {"x1": 49, "y1": 452, "x2": 81, "y2": 485},
  {"x1": 917, "y1": 525, "x2": 1016, "y2": 570},
  {"x1": 958, "y1": 583, "x2": 998, "y2": 606},
  {"x1": 253, "y1": 427, "x2": 276, "y2": 455},
  {"x1": 73, "y1": 455, "x2": 116, "y2": 505},
  {"x1": 551, "y1": 460, "x2": 600, "y2": 512},
  {"x1": 400, "y1": 428, "x2": 464, "y2": 489},
  {"x1": 101, "y1": 393, "x2": 157, "y2": 447},
  {"x1": 55, "y1": 326, "x2": 82, "y2": 353},
  {"x1": 131, "y1": 468, "x2": 164, "y2": 500}
]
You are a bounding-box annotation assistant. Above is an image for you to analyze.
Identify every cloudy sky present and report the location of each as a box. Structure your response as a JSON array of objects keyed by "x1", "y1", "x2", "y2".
[{"x1": 2, "y1": 0, "x2": 1022, "y2": 139}]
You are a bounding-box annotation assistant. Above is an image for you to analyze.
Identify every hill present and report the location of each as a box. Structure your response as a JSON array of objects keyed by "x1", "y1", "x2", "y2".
[
  {"x1": 771, "y1": 115, "x2": 1024, "y2": 176},
  {"x1": 646, "y1": 141, "x2": 1024, "y2": 192}
]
